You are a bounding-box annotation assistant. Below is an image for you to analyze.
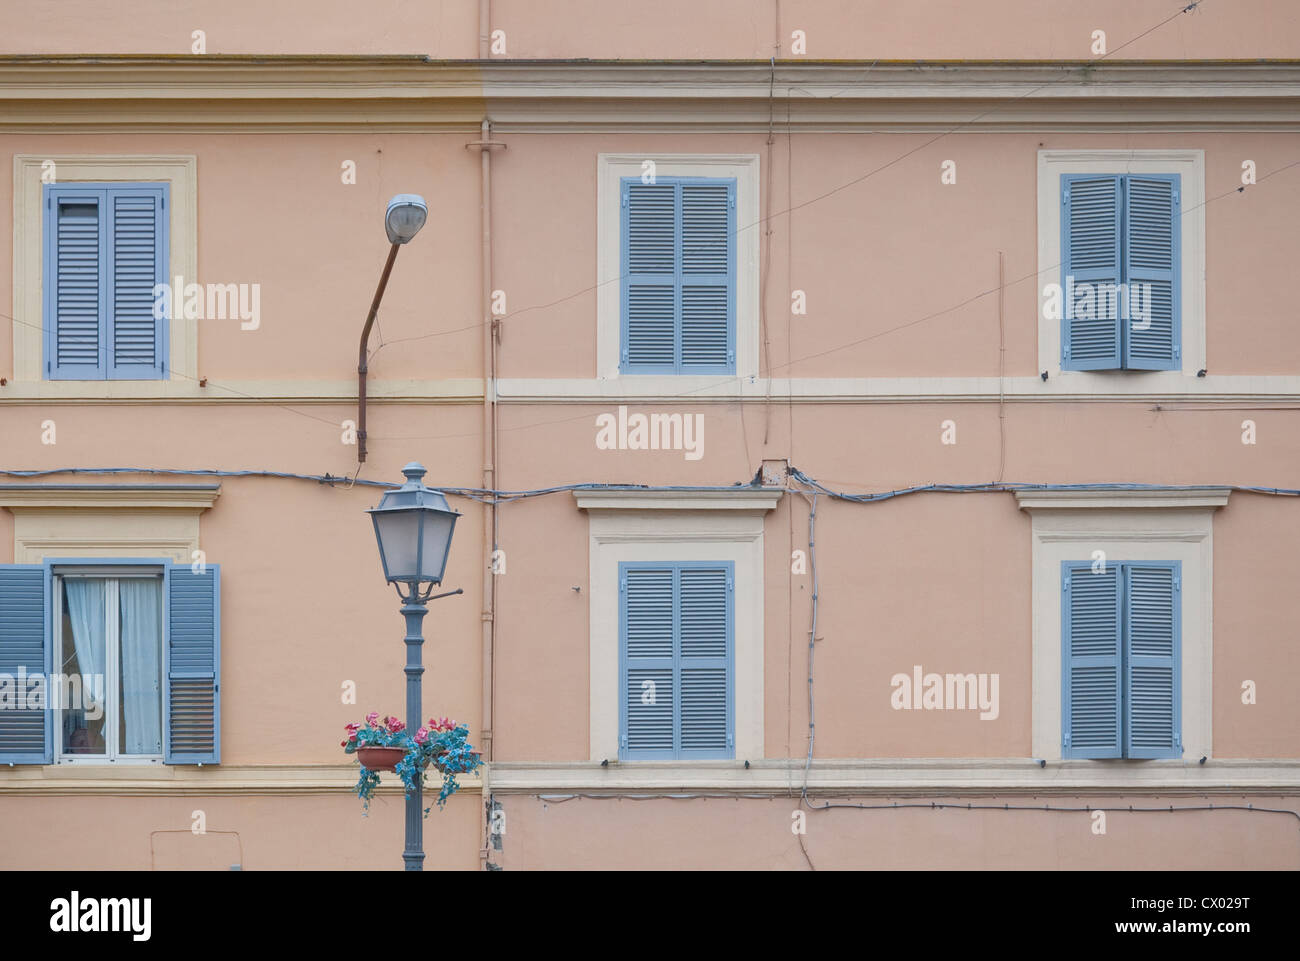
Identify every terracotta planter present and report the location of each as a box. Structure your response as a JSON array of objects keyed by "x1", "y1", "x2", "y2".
[{"x1": 355, "y1": 746, "x2": 407, "y2": 772}]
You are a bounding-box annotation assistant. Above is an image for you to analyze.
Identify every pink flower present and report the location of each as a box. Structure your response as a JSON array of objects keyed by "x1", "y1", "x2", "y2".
[
  {"x1": 415, "y1": 727, "x2": 429, "y2": 744},
  {"x1": 365, "y1": 712, "x2": 380, "y2": 727},
  {"x1": 386, "y1": 717, "x2": 405, "y2": 733}
]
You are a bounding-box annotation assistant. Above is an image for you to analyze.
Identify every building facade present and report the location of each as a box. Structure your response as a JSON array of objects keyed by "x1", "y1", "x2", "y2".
[{"x1": 1, "y1": 0, "x2": 1298, "y2": 869}]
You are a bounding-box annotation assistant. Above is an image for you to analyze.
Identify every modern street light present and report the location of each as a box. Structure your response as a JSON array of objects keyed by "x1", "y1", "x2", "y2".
[
  {"x1": 357, "y1": 194, "x2": 429, "y2": 464},
  {"x1": 367, "y1": 461, "x2": 462, "y2": 871}
]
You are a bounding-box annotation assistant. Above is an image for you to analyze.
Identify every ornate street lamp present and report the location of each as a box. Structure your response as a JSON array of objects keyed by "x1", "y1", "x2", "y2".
[{"x1": 367, "y1": 462, "x2": 461, "y2": 871}]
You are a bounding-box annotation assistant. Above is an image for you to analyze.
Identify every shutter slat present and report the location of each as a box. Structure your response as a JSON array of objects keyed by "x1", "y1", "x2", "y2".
[
  {"x1": 109, "y1": 191, "x2": 165, "y2": 377},
  {"x1": 1125, "y1": 563, "x2": 1180, "y2": 757},
  {"x1": 1063, "y1": 562, "x2": 1122, "y2": 758},
  {"x1": 1124, "y1": 176, "x2": 1180, "y2": 370},
  {"x1": 165, "y1": 565, "x2": 220, "y2": 763},
  {"x1": 0, "y1": 566, "x2": 51, "y2": 763},
  {"x1": 1062, "y1": 175, "x2": 1122, "y2": 370}
]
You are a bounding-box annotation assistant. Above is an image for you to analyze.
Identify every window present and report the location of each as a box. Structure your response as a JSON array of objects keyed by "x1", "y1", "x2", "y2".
[
  {"x1": 1061, "y1": 173, "x2": 1180, "y2": 371},
  {"x1": 55, "y1": 569, "x2": 164, "y2": 761},
  {"x1": 619, "y1": 561, "x2": 734, "y2": 759},
  {"x1": 621, "y1": 177, "x2": 736, "y2": 374},
  {"x1": 43, "y1": 182, "x2": 169, "y2": 380},
  {"x1": 1062, "y1": 560, "x2": 1181, "y2": 759},
  {"x1": 0, "y1": 561, "x2": 219, "y2": 765}
]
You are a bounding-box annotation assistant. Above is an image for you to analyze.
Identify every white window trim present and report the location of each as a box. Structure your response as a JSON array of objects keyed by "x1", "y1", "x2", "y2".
[
  {"x1": 52, "y1": 570, "x2": 165, "y2": 765},
  {"x1": 13, "y1": 154, "x2": 198, "y2": 392},
  {"x1": 1037, "y1": 149, "x2": 1206, "y2": 383},
  {"x1": 576, "y1": 489, "x2": 780, "y2": 762},
  {"x1": 1017, "y1": 487, "x2": 1228, "y2": 764},
  {"x1": 597, "y1": 153, "x2": 760, "y2": 383}
]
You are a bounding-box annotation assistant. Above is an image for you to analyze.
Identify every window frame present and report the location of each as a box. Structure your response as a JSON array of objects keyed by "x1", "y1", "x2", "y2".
[
  {"x1": 597, "y1": 154, "x2": 760, "y2": 384},
  {"x1": 618, "y1": 559, "x2": 735, "y2": 761},
  {"x1": 1036, "y1": 150, "x2": 1205, "y2": 385},
  {"x1": 1060, "y1": 559, "x2": 1183, "y2": 760},
  {"x1": 42, "y1": 181, "x2": 170, "y2": 382},
  {"x1": 618, "y1": 175, "x2": 737, "y2": 376},
  {"x1": 51, "y1": 564, "x2": 167, "y2": 766}
]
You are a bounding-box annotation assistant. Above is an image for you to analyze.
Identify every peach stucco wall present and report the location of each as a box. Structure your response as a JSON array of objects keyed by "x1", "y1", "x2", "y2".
[
  {"x1": 1, "y1": 6, "x2": 1298, "y2": 868},
  {"x1": 4, "y1": 0, "x2": 1299, "y2": 60}
]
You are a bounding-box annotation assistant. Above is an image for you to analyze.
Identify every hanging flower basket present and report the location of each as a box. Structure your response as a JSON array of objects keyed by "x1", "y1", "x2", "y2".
[{"x1": 341, "y1": 713, "x2": 483, "y2": 816}]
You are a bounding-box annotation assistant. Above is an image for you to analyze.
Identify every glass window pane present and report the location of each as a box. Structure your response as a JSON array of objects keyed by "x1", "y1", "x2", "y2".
[
  {"x1": 60, "y1": 578, "x2": 107, "y2": 755},
  {"x1": 118, "y1": 578, "x2": 163, "y2": 755}
]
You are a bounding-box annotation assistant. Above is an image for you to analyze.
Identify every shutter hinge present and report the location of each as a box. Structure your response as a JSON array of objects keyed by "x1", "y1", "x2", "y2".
[
  {"x1": 619, "y1": 575, "x2": 626, "y2": 592},
  {"x1": 1063, "y1": 733, "x2": 1072, "y2": 747},
  {"x1": 1063, "y1": 187, "x2": 1070, "y2": 204},
  {"x1": 727, "y1": 575, "x2": 733, "y2": 592},
  {"x1": 729, "y1": 196, "x2": 735, "y2": 209},
  {"x1": 1173, "y1": 573, "x2": 1181, "y2": 591},
  {"x1": 619, "y1": 734, "x2": 627, "y2": 749},
  {"x1": 1173, "y1": 189, "x2": 1179, "y2": 204},
  {"x1": 1063, "y1": 345, "x2": 1071, "y2": 359},
  {"x1": 1174, "y1": 733, "x2": 1182, "y2": 749},
  {"x1": 46, "y1": 196, "x2": 51, "y2": 210},
  {"x1": 1173, "y1": 345, "x2": 1180, "y2": 359},
  {"x1": 726, "y1": 733, "x2": 734, "y2": 748},
  {"x1": 622, "y1": 195, "x2": 628, "y2": 208},
  {"x1": 1063, "y1": 578, "x2": 1070, "y2": 593},
  {"x1": 727, "y1": 348, "x2": 735, "y2": 364},
  {"x1": 161, "y1": 195, "x2": 166, "y2": 211}
]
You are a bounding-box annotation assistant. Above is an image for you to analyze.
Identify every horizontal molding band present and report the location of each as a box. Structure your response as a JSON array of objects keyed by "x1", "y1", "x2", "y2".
[
  {"x1": 488, "y1": 759, "x2": 1300, "y2": 796},
  {"x1": 2, "y1": 376, "x2": 1296, "y2": 406},
  {"x1": 0, "y1": 763, "x2": 483, "y2": 797},
  {"x1": 3, "y1": 59, "x2": 1299, "y2": 130}
]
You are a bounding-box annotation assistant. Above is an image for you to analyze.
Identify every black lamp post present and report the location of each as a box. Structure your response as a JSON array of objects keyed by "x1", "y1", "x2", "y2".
[{"x1": 367, "y1": 462, "x2": 461, "y2": 871}]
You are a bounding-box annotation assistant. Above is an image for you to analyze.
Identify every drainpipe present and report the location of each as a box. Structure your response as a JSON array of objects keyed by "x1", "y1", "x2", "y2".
[{"x1": 479, "y1": 0, "x2": 490, "y2": 58}]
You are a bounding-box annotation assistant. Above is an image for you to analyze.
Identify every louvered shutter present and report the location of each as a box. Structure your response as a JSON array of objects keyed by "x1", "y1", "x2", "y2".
[
  {"x1": 622, "y1": 182, "x2": 676, "y2": 371},
  {"x1": 621, "y1": 177, "x2": 736, "y2": 374},
  {"x1": 1123, "y1": 175, "x2": 1180, "y2": 371},
  {"x1": 0, "y1": 566, "x2": 52, "y2": 763},
  {"x1": 678, "y1": 565, "x2": 732, "y2": 757},
  {"x1": 679, "y1": 182, "x2": 734, "y2": 371},
  {"x1": 107, "y1": 187, "x2": 167, "y2": 379},
  {"x1": 621, "y1": 565, "x2": 674, "y2": 757},
  {"x1": 165, "y1": 564, "x2": 220, "y2": 764},
  {"x1": 1061, "y1": 175, "x2": 1123, "y2": 370},
  {"x1": 46, "y1": 190, "x2": 106, "y2": 379},
  {"x1": 1062, "y1": 561, "x2": 1122, "y2": 758},
  {"x1": 1124, "y1": 562, "x2": 1181, "y2": 758}
]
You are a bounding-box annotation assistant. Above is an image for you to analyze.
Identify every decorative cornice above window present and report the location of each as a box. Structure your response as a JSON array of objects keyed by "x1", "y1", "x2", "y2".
[
  {"x1": 1014, "y1": 487, "x2": 1230, "y2": 511},
  {"x1": 0, "y1": 483, "x2": 221, "y2": 511},
  {"x1": 573, "y1": 489, "x2": 781, "y2": 512}
]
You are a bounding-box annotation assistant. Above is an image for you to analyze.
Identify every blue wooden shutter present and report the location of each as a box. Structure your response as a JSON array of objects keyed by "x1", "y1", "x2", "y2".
[
  {"x1": 107, "y1": 186, "x2": 168, "y2": 379},
  {"x1": 677, "y1": 565, "x2": 733, "y2": 758},
  {"x1": 679, "y1": 182, "x2": 735, "y2": 371},
  {"x1": 45, "y1": 187, "x2": 107, "y2": 379},
  {"x1": 1124, "y1": 562, "x2": 1181, "y2": 758},
  {"x1": 1061, "y1": 174, "x2": 1122, "y2": 370},
  {"x1": 622, "y1": 181, "x2": 676, "y2": 371},
  {"x1": 620, "y1": 564, "x2": 675, "y2": 758},
  {"x1": 165, "y1": 564, "x2": 220, "y2": 764},
  {"x1": 1123, "y1": 175, "x2": 1180, "y2": 371},
  {"x1": 1062, "y1": 561, "x2": 1122, "y2": 758},
  {"x1": 0, "y1": 566, "x2": 52, "y2": 764}
]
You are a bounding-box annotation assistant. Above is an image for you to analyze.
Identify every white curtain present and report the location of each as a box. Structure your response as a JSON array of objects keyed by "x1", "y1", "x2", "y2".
[
  {"x1": 119, "y1": 579, "x2": 163, "y2": 755},
  {"x1": 64, "y1": 579, "x2": 107, "y2": 722}
]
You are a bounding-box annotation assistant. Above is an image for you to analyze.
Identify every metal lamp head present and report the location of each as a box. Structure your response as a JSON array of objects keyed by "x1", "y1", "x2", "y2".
[
  {"x1": 385, "y1": 194, "x2": 428, "y2": 245},
  {"x1": 367, "y1": 462, "x2": 459, "y2": 587}
]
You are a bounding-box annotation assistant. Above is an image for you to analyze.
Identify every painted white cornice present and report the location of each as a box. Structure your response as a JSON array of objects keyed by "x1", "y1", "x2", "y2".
[
  {"x1": 0, "y1": 483, "x2": 222, "y2": 511},
  {"x1": 3, "y1": 58, "x2": 1299, "y2": 131},
  {"x1": 574, "y1": 488, "x2": 782, "y2": 512},
  {"x1": 1014, "y1": 487, "x2": 1231, "y2": 511}
]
